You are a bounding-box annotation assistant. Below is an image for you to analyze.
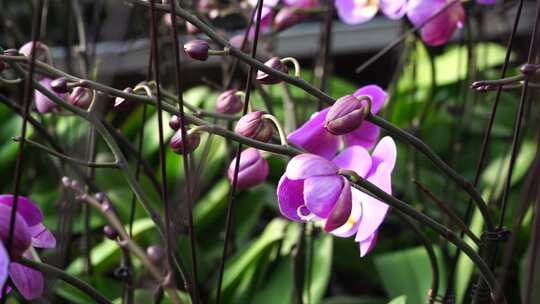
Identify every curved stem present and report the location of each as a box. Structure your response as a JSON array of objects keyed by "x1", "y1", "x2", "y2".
[
  {"x1": 280, "y1": 57, "x2": 301, "y2": 78},
  {"x1": 262, "y1": 114, "x2": 288, "y2": 145},
  {"x1": 19, "y1": 258, "x2": 112, "y2": 304}
]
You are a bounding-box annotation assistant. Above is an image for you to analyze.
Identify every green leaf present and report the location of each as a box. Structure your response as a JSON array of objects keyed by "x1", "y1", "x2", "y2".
[
  {"x1": 304, "y1": 232, "x2": 333, "y2": 304},
  {"x1": 252, "y1": 256, "x2": 295, "y2": 304},
  {"x1": 322, "y1": 296, "x2": 386, "y2": 304},
  {"x1": 388, "y1": 295, "x2": 407, "y2": 304},
  {"x1": 374, "y1": 246, "x2": 446, "y2": 304}
]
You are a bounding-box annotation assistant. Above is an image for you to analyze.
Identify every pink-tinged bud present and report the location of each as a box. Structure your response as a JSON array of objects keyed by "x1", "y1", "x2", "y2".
[
  {"x1": 147, "y1": 245, "x2": 165, "y2": 264},
  {"x1": 324, "y1": 95, "x2": 368, "y2": 135},
  {"x1": 114, "y1": 87, "x2": 133, "y2": 108},
  {"x1": 184, "y1": 40, "x2": 210, "y2": 61},
  {"x1": 103, "y1": 225, "x2": 118, "y2": 240},
  {"x1": 274, "y1": 7, "x2": 305, "y2": 32},
  {"x1": 227, "y1": 148, "x2": 269, "y2": 190},
  {"x1": 35, "y1": 78, "x2": 64, "y2": 113},
  {"x1": 69, "y1": 87, "x2": 92, "y2": 109},
  {"x1": 520, "y1": 63, "x2": 539, "y2": 76},
  {"x1": 186, "y1": 21, "x2": 200, "y2": 34},
  {"x1": 234, "y1": 111, "x2": 273, "y2": 142},
  {"x1": 169, "y1": 115, "x2": 182, "y2": 130},
  {"x1": 51, "y1": 77, "x2": 69, "y2": 94},
  {"x1": 216, "y1": 90, "x2": 243, "y2": 114},
  {"x1": 170, "y1": 130, "x2": 201, "y2": 154},
  {"x1": 18, "y1": 41, "x2": 50, "y2": 62},
  {"x1": 256, "y1": 57, "x2": 288, "y2": 85},
  {"x1": 0, "y1": 204, "x2": 31, "y2": 258}
]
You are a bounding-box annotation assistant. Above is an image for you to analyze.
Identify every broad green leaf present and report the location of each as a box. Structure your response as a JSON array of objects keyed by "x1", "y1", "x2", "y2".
[
  {"x1": 322, "y1": 296, "x2": 386, "y2": 304},
  {"x1": 388, "y1": 295, "x2": 407, "y2": 304},
  {"x1": 304, "y1": 233, "x2": 333, "y2": 304},
  {"x1": 252, "y1": 256, "x2": 295, "y2": 304},
  {"x1": 374, "y1": 246, "x2": 446, "y2": 304}
]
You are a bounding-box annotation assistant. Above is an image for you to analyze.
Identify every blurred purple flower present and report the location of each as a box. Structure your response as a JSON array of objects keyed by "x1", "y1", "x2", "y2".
[
  {"x1": 228, "y1": 148, "x2": 269, "y2": 189},
  {"x1": 406, "y1": 0, "x2": 465, "y2": 46},
  {"x1": 335, "y1": 0, "x2": 407, "y2": 24},
  {"x1": 0, "y1": 195, "x2": 56, "y2": 300},
  {"x1": 277, "y1": 153, "x2": 353, "y2": 232},
  {"x1": 35, "y1": 78, "x2": 65, "y2": 114},
  {"x1": 288, "y1": 85, "x2": 388, "y2": 159},
  {"x1": 274, "y1": 0, "x2": 319, "y2": 31}
]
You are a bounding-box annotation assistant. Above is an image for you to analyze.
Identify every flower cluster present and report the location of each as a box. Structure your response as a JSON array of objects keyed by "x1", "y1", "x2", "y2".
[
  {"x1": 278, "y1": 85, "x2": 397, "y2": 256},
  {"x1": 335, "y1": 0, "x2": 496, "y2": 46},
  {"x1": 0, "y1": 195, "x2": 55, "y2": 300}
]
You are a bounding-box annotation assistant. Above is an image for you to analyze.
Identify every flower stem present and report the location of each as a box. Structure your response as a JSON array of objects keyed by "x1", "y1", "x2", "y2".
[
  {"x1": 281, "y1": 57, "x2": 301, "y2": 78},
  {"x1": 262, "y1": 114, "x2": 288, "y2": 146}
]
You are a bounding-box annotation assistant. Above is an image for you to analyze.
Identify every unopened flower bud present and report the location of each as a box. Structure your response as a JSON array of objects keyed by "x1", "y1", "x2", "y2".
[
  {"x1": 51, "y1": 77, "x2": 69, "y2": 94},
  {"x1": 256, "y1": 57, "x2": 288, "y2": 85},
  {"x1": 216, "y1": 90, "x2": 243, "y2": 114},
  {"x1": 228, "y1": 148, "x2": 269, "y2": 190},
  {"x1": 95, "y1": 192, "x2": 106, "y2": 203},
  {"x1": 103, "y1": 225, "x2": 118, "y2": 240},
  {"x1": 324, "y1": 95, "x2": 370, "y2": 135},
  {"x1": 19, "y1": 41, "x2": 50, "y2": 62},
  {"x1": 169, "y1": 115, "x2": 182, "y2": 130},
  {"x1": 274, "y1": 7, "x2": 305, "y2": 31},
  {"x1": 147, "y1": 245, "x2": 166, "y2": 264},
  {"x1": 170, "y1": 130, "x2": 201, "y2": 154},
  {"x1": 69, "y1": 87, "x2": 92, "y2": 109},
  {"x1": 520, "y1": 63, "x2": 539, "y2": 76},
  {"x1": 184, "y1": 40, "x2": 210, "y2": 61},
  {"x1": 234, "y1": 111, "x2": 273, "y2": 142},
  {"x1": 35, "y1": 77, "x2": 64, "y2": 113},
  {"x1": 114, "y1": 87, "x2": 133, "y2": 108}
]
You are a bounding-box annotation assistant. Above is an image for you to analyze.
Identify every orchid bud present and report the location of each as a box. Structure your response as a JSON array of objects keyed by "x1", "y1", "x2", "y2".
[
  {"x1": 69, "y1": 87, "x2": 92, "y2": 109},
  {"x1": 325, "y1": 95, "x2": 371, "y2": 135},
  {"x1": 51, "y1": 77, "x2": 69, "y2": 94},
  {"x1": 234, "y1": 111, "x2": 273, "y2": 142},
  {"x1": 147, "y1": 245, "x2": 166, "y2": 264},
  {"x1": 520, "y1": 63, "x2": 539, "y2": 76},
  {"x1": 256, "y1": 57, "x2": 288, "y2": 85},
  {"x1": 228, "y1": 148, "x2": 269, "y2": 190},
  {"x1": 216, "y1": 90, "x2": 243, "y2": 114},
  {"x1": 169, "y1": 115, "x2": 182, "y2": 130},
  {"x1": 274, "y1": 7, "x2": 304, "y2": 31},
  {"x1": 103, "y1": 225, "x2": 118, "y2": 240},
  {"x1": 170, "y1": 130, "x2": 201, "y2": 154},
  {"x1": 19, "y1": 41, "x2": 50, "y2": 62},
  {"x1": 184, "y1": 40, "x2": 210, "y2": 61},
  {"x1": 114, "y1": 87, "x2": 133, "y2": 108},
  {"x1": 35, "y1": 78, "x2": 64, "y2": 113}
]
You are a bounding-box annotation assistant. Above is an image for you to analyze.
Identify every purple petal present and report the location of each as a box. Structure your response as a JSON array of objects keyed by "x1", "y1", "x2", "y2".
[
  {"x1": 0, "y1": 245, "x2": 8, "y2": 292},
  {"x1": 277, "y1": 176, "x2": 305, "y2": 221},
  {"x1": 304, "y1": 175, "x2": 343, "y2": 218},
  {"x1": 9, "y1": 252, "x2": 43, "y2": 300},
  {"x1": 35, "y1": 78, "x2": 63, "y2": 114},
  {"x1": 288, "y1": 109, "x2": 340, "y2": 159},
  {"x1": 380, "y1": 0, "x2": 408, "y2": 19},
  {"x1": 344, "y1": 121, "x2": 380, "y2": 150},
  {"x1": 29, "y1": 224, "x2": 56, "y2": 249},
  {"x1": 353, "y1": 85, "x2": 388, "y2": 114},
  {"x1": 359, "y1": 232, "x2": 378, "y2": 257},
  {"x1": 332, "y1": 146, "x2": 372, "y2": 178},
  {"x1": 335, "y1": 0, "x2": 378, "y2": 24},
  {"x1": 369, "y1": 136, "x2": 397, "y2": 174},
  {"x1": 355, "y1": 163, "x2": 392, "y2": 242},
  {"x1": 228, "y1": 148, "x2": 269, "y2": 190},
  {"x1": 407, "y1": 0, "x2": 465, "y2": 46},
  {"x1": 0, "y1": 195, "x2": 43, "y2": 226},
  {"x1": 331, "y1": 188, "x2": 363, "y2": 237},
  {"x1": 285, "y1": 153, "x2": 338, "y2": 180},
  {"x1": 0, "y1": 204, "x2": 31, "y2": 258},
  {"x1": 324, "y1": 177, "x2": 352, "y2": 232},
  {"x1": 476, "y1": 0, "x2": 496, "y2": 5}
]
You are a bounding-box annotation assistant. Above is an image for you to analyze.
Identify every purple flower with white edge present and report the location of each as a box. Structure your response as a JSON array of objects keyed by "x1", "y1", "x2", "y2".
[
  {"x1": 288, "y1": 84, "x2": 387, "y2": 159},
  {"x1": 277, "y1": 154, "x2": 353, "y2": 232},
  {"x1": 406, "y1": 0, "x2": 465, "y2": 46},
  {"x1": 330, "y1": 137, "x2": 396, "y2": 256},
  {"x1": 335, "y1": 0, "x2": 407, "y2": 24},
  {"x1": 228, "y1": 148, "x2": 269, "y2": 190},
  {"x1": 35, "y1": 78, "x2": 65, "y2": 114},
  {"x1": 0, "y1": 195, "x2": 56, "y2": 300}
]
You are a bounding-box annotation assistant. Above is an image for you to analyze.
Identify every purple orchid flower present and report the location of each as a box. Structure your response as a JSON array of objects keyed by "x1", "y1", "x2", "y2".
[
  {"x1": 0, "y1": 195, "x2": 55, "y2": 300},
  {"x1": 248, "y1": 0, "x2": 280, "y2": 36},
  {"x1": 406, "y1": 0, "x2": 465, "y2": 46},
  {"x1": 335, "y1": 0, "x2": 408, "y2": 24},
  {"x1": 35, "y1": 77, "x2": 65, "y2": 114},
  {"x1": 288, "y1": 84, "x2": 388, "y2": 159},
  {"x1": 278, "y1": 136, "x2": 396, "y2": 256}
]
